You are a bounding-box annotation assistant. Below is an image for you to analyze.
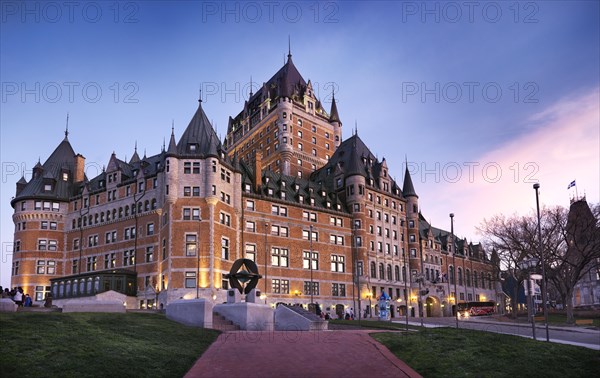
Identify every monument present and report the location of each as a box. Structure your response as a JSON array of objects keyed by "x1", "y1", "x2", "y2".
[{"x1": 213, "y1": 258, "x2": 275, "y2": 331}]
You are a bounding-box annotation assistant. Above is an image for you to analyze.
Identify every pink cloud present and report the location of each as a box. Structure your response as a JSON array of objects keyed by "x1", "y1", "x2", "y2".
[{"x1": 419, "y1": 89, "x2": 600, "y2": 240}]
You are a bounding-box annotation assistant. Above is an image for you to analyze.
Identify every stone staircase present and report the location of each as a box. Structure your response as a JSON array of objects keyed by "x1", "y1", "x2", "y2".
[{"x1": 212, "y1": 312, "x2": 240, "y2": 331}]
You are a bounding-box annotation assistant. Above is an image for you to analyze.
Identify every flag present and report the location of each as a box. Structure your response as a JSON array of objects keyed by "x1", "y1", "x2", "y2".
[{"x1": 567, "y1": 180, "x2": 576, "y2": 189}]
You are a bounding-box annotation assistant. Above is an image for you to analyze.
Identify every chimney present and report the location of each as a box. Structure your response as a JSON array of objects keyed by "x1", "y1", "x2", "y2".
[
  {"x1": 74, "y1": 154, "x2": 85, "y2": 183},
  {"x1": 254, "y1": 151, "x2": 262, "y2": 193}
]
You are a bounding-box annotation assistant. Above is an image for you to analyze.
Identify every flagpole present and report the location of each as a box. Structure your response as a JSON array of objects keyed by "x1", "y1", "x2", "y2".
[{"x1": 575, "y1": 184, "x2": 578, "y2": 200}]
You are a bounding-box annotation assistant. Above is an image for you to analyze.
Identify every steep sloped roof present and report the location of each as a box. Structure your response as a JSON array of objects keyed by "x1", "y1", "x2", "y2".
[
  {"x1": 176, "y1": 101, "x2": 222, "y2": 158},
  {"x1": 11, "y1": 135, "x2": 78, "y2": 206}
]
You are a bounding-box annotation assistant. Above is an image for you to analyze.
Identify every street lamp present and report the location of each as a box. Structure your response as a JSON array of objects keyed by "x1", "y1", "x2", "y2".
[
  {"x1": 197, "y1": 219, "x2": 201, "y2": 299},
  {"x1": 264, "y1": 222, "x2": 269, "y2": 304},
  {"x1": 450, "y1": 213, "x2": 458, "y2": 329},
  {"x1": 309, "y1": 224, "x2": 314, "y2": 309},
  {"x1": 519, "y1": 257, "x2": 539, "y2": 341},
  {"x1": 534, "y1": 183, "x2": 550, "y2": 342}
]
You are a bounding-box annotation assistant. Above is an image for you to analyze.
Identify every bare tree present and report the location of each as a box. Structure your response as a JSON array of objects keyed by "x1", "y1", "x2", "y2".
[{"x1": 478, "y1": 200, "x2": 599, "y2": 323}]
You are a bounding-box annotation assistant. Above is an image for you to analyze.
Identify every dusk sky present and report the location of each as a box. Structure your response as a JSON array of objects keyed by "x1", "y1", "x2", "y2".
[{"x1": 1, "y1": 1, "x2": 599, "y2": 288}]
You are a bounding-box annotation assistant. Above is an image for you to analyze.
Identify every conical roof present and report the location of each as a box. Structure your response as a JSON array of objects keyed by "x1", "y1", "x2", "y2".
[
  {"x1": 329, "y1": 94, "x2": 341, "y2": 123},
  {"x1": 402, "y1": 166, "x2": 418, "y2": 198},
  {"x1": 176, "y1": 101, "x2": 221, "y2": 157}
]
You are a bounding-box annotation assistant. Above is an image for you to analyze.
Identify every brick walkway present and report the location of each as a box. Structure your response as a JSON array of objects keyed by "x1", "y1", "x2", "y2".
[{"x1": 185, "y1": 330, "x2": 421, "y2": 378}]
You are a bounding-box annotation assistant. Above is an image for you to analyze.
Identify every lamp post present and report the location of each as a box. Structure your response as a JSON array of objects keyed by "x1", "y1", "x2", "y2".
[
  {"x1": 450, "y1": 213, "x2": 458, "y2": 329},
  {"x1": 264, "y1": 222, "x2": 269, "y2": 304},
  {"x1": 519, "y1": 257, "x2": 539, "y2": 341},
  {"x1": 309, "y1": 224, "x2": 314, "y2": 309},
  {"x1": 534, "y1": 183, "x2": 550, "y2": 342},
  {"x1": 197, "y1": 219, "x2": 201, "y2": 299},
  {"x1": 403, "y1": 247, "x2": 409, "y2": 331}
]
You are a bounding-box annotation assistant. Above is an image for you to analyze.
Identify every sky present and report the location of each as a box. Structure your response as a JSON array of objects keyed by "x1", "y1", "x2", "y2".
[{"x1": 1, "y1": 1, "x2": 599, "y2": 288}]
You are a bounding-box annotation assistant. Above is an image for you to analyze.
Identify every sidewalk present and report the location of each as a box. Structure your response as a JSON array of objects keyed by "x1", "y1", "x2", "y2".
[{"x1": 185, "y1": 330, "x2": 422, "y2": 378}]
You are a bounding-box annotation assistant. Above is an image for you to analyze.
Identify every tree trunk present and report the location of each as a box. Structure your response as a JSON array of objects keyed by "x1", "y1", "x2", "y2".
[
  {"x1": 511, "y1": 284, "x2": 519, "y2": 319},
  {"x1": 565, "y1": 289, "x2": 575, "y2": 324}
]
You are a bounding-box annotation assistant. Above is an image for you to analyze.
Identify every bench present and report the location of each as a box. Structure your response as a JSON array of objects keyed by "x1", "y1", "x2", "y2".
[
  {"x1": 533, "y1": 316, "x2": 545, "y2": 322},
  {"x1": 575, "y1": 319, "x2": 593, "y2": 326}
]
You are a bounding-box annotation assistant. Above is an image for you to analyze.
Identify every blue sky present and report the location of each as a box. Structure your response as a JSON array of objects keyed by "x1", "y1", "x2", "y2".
[{"x1": 1, "y1": 1, "x2": 599, "y2": 288}]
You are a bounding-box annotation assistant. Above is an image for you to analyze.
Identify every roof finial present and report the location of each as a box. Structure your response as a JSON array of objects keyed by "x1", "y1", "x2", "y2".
[
  {"x1": 249, "y1": 75, "x2": 253, "y2": 97},
  {"x1": 134, "y1": 140, "x2": 138, "y2": 153},
  {"x1": 354, "y1": 120, "x2": 358, "y2": 135},
  {"x1": 171, "y1": 120, "x2": 175, "y2": 135},
  {"x1": 288, "y1": 35, "x2": 292, "y2": 60},
  {"x1": 198, "y1": 86, "x2": 202, "y2": 103},
  {"x1": 64, "y1": 113, "x2": 69, "y2": 139},
  {"x1": 162, "y1": 137, "x2": 166, "y2": 152}
]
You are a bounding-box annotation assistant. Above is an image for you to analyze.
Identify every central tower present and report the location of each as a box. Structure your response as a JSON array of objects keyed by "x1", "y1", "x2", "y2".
[{"x1": 225, "y1": 51, "x2": 342, "y2": 179}]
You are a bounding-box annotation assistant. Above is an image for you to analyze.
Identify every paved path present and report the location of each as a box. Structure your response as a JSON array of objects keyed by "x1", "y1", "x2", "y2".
[
  {"x1": 185, "y1": 330, "x2": 421, "y2": 378},
  {"x1": 394, "y1": 316, "x2": 600, "y2": 350}
]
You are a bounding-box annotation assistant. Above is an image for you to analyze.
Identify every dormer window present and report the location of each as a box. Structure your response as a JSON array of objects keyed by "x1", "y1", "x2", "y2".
[
  {"x1": 299, "y1": 195, "x2": 304, "y2": 202},
  {"x1": 62, "y1": 172, "x2": 69, "y2": 181},
  {"x1": 44, "y1": 184, "x2": 52, "y2": 192},
  {"x1": 188, "y1": 144, "x2": 197, "y2": 153}
]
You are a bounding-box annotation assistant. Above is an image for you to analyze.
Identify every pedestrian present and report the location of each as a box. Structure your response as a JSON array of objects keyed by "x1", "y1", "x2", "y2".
[
  {"x1": 24, "y1": 294, "x2": 32, "y2": 307},
  {"x1": 13, "y1": 287, "x2": 23, "y2": 306}
]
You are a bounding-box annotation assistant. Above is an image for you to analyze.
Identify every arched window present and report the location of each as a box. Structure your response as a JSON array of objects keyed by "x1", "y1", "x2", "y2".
[
  {"x1": 394, "y1": 265, "x2": 400, "y2": 281},
  {"x1": 466, "y1": 269, "x2": 471, "y2": 287},
  {"x1": 402, "y1": 266, "x2": 407, "y2": 282},
  {"x1": 458, "y1": 267, "x2": 463, "y2": 286},
  {"x1": 386, "y1": 265, "x2": 392, "y2": 281},
  {"x1": 426, "y1": 268, "x2": 430, "y2": 281},
  {"x1": 125, "y1": 206, "x2": 129, "y2": 216},
  {"x1": 137, "y1": 202, "x2": 143, "y2": 213},
  {"x1": 119, "y1": 207, "x2": 123, "y2": 218},
  {"x1": 144, "y1": 200, "x2": 150, "y2": 211},
  {"x1": 473, "y1": 271, "x2": 478, "y2": 288},
  {"x1": 370, "y1": 262, "x2": 376, "y2": 278},
  {"x1": 449, "y1": 266, "x2": 455, "y2": 284},
  {"x1": 379, "y1": 263, "x2": 384, "y2": 279},
  {"x1": 488, "y1": 273, "x2": 492, "y2": 289},
  {"x1": 151, "y1": 199, "x2": 157, "y2": 210},
  {"x1": 481, "y1": 272, "x2": 485, "y2": 288}
]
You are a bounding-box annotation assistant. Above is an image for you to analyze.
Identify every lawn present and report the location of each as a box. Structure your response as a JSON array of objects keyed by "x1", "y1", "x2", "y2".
[
  {"x1": 329, "y1": 319, "x2": 420, "y2": 331},
  {"x1": 0, "y1": 312, "x2": 220, "y2": 378},
  {"x1": 372, "y1": 328, "x2": 600, "y2": 378}
]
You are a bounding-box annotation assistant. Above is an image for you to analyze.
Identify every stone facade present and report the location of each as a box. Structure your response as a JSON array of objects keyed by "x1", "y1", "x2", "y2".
[{"x1": 9, "y1": 53, "x2": 499, "y2": 317}]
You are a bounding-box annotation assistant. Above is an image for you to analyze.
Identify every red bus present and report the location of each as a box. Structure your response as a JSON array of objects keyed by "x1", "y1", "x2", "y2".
[{"x1": 457, "y1": 301, "x2": 495, "y2": 316}]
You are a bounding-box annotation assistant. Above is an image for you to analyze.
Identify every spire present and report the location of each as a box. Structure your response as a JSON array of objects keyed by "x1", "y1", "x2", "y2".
[
  {"x1": 129, "y1": 141, "x2": 140, "y2": 164},
  {"x1": 287, "y1": 35, "x2": 292, "y2": 61},
  {"x1": 249, "y1": 75, "x2": 253, "y2": 97},
  {"x1": 64, "y1": 113, "x2": 69, "y2": 140},
  {"x1": 329, "y1": 91, "x2": 341, "y2": 124},
  {"x1": 402, "y1": 162, "x2": 418, "y2": 198},
  {"x1": 167, "y1": 121, "x2": 177, "y2": 154}
]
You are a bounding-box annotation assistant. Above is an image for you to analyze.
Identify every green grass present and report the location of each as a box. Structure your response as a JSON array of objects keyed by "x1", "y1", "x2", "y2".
[
  {"x1": 372, "y1": 328, "x2": 600, "y2": 378},
  {"x1": 0, "y1": 312, "x2": 220, "y2": 378},
  {"x1": 329, "y1": 319, "x2": 420, "y2": 331}
]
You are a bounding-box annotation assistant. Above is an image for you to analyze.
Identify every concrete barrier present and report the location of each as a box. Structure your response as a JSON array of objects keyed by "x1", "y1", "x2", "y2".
[
  {"x1": 275, "y1": 305, "x2": 328, "y2": 331},
  {"x1": 0, "y1": 298, "x2": 17, "y2": 312},
  {"x1": 62, "y1": 300, "x2": 125, "y2": 313},
  {"x1": 166, "y1": 299, "x2": 213, "y2": 328},
  {"x1": 214, "y1": 302, "x2": 274, "y2": 331}
]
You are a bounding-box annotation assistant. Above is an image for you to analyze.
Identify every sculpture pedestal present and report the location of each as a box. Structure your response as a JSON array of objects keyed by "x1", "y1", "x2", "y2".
[{"x1": 214, "y1": 302, "x2": 274, "y2": 331}]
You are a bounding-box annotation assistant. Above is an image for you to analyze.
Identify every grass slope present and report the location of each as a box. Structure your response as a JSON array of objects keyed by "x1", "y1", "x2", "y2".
[
  {"x1": 372, "y1": 328, "x2": 600, "y2": 378},
  {"x1": 0, "y1": 312, "x2": 219, "y2": 378}
]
